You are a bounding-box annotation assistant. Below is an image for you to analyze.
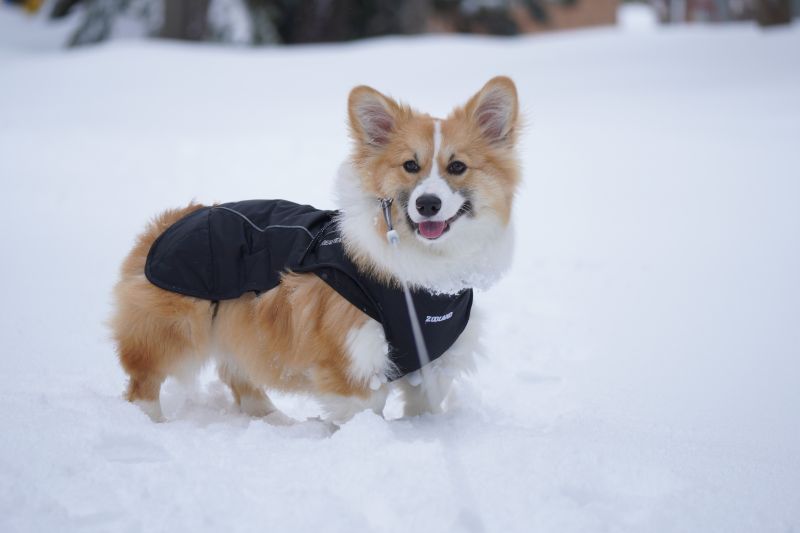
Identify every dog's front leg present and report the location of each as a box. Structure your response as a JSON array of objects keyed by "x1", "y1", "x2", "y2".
[
  {"x1": 319, "y1": 388, "x2": 389, "y2": 425},
  {"x1": 398, "y1": 310, "x2": 482, "y2": 417},
  {"x1": 398, "y1": 370, "x2": 454, "y2": 417},
  {"x1": 318, "y1": 319, "x2": 393, "y2": 425}
]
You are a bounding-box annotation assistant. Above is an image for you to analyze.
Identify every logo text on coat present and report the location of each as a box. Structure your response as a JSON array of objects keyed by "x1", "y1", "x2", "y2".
[{"x1": 425, "y1": 312, "x2": 453, "y2": 323}]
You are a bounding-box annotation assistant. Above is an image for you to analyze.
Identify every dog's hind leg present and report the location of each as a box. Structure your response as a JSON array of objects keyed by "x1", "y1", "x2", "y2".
[
  {"x1": 217, "y1": 362, "x2": 295, "y2": 425},
  {"x1": 123, "y1": 365, "x2": 167, "y2": 422},
  {"x1": 218, "y1": 361, "x2": 274, "y2": 417},
  {"x1": 113, "y1": 280, "x2": 212, "y2": 422}
]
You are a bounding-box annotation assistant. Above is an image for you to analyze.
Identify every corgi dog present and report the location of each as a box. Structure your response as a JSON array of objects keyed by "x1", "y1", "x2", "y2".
[{"x1": 111, "y1": 76, "x2": 521, "y2": 425}]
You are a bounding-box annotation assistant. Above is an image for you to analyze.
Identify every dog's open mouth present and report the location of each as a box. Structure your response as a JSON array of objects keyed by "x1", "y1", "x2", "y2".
[{"x1": 411, "y1": 201, "x2": 472, "y2": 240}]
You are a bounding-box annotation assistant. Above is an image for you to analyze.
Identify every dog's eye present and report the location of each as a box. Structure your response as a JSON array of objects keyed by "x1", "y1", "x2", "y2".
[
  {"x1": 403, "y1": 160, "x2": 420, "y2": 173},
  {"x1": 447, "y1": 161, "x2": 467, "y2": 175}
]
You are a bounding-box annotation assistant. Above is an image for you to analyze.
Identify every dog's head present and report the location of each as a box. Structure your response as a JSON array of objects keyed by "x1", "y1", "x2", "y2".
[{"x1": 337, "y1": 77, "x2": 521, "y2": 294}]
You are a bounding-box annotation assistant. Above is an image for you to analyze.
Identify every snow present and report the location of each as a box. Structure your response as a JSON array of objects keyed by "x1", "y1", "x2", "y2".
[
  {"x1": 618, "y1": 3, "x2": 660, "y2": 32},
  {"x1": 1, "y1": 7, "x2": 800, "y2": 532},
  {"x1": 0, "y1": 6, "x2": 79, "y2": 53}
]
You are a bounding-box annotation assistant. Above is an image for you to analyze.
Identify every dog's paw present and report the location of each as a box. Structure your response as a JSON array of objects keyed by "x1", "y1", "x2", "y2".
[
  {"x1": 133, "y1": 399, "x2": 165, "y2": 423},
  {"x1": 263, "y1": 410, "x2": 298, "y2": 426},
  {"x1": 368, "y1": 372, "x2": 389, "y2": 391},
  {"x1": 304, "y1": 416, "x2": 340, "y2": 434},
  {"x1": 239, "y1": 394, "x2": 278, "y2": 418},
  {"x1": 405, "y1": 370, "x2": 423, "y2": 387}
]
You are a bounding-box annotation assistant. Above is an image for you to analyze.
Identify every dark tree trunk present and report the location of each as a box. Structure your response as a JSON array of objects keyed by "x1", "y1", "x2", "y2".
[
  {"x1": 755, "y1": 0, "x2": 792, "y2": 26},
  {"x1": 245, "y1": 0, "x2": 280, "y2": 44},
  {"x1": 159, "y1": 0, "x2": 211, "y2": 41},
  {"x1": 255, "y1": 0, "x2": 431, "y2": 44}
]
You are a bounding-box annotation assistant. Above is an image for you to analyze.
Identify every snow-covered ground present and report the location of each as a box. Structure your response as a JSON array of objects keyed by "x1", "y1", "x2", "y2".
[{"x1": 1, "y1": 7, "x2": 799, "y2": 532}]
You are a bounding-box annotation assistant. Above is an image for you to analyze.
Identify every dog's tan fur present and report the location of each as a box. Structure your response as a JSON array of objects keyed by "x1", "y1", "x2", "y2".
[
  {"x1": 112, "y1": 77, "x2": 520, "y2": 422},
  {"x1": 112, "y1": 205, "x2": 372, "y2": 413}
]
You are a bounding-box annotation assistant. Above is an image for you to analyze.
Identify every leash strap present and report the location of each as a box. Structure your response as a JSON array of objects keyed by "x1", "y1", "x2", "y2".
[
  {"x1": 379, "y1": 198, "x2": 437, "y2": 397},
  {"x1": 380, "y1": 198, "x2": 400, "y2": 246}
]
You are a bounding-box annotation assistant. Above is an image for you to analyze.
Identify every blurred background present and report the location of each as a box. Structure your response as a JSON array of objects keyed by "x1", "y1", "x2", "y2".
[
  {"x1": 1, "y1": 1, "x2": 798, "y2": 532},
  {"x1": 2, "y1": 0, "x2": 798, "y2": 47}
]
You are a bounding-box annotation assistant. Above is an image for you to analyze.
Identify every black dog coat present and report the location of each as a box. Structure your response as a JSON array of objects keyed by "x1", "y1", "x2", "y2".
[{"x1": 145, "y1": 200, "x2": 473, "y2": 379}]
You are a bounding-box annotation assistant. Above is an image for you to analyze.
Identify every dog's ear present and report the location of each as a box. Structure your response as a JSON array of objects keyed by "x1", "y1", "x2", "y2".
[
  {"x1": 348, "y1": 85, "x2": 400, "y2": 147},
  {"x1": 465, "y1": 76, "x2": 519, "y2": 145}
]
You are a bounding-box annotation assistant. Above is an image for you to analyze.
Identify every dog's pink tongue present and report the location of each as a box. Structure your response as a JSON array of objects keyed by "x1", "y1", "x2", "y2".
[{"x1": 418, "y1": 221, "x2": 447, "y2": 239}]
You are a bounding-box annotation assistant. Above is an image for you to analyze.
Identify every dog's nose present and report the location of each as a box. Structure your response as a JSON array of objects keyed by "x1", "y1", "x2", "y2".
[{"x1": 416, "y1": 195, "x2": 442, "y2": 217}]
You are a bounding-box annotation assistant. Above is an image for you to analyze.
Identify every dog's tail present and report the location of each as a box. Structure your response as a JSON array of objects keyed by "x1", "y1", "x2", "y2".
[{"x1": 119, "y1": 203, "x2": 206, "y2": 279}]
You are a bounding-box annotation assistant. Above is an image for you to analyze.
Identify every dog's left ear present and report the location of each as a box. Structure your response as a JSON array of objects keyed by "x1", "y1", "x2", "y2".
[{"x1": 465, "y1": 76, "x2": 519, "y2": 145}]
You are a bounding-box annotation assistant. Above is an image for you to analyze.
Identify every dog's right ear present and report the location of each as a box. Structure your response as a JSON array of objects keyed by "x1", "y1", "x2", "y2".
[{"x1": 348, "y1": 86, "x2": 399, "y2": 147}]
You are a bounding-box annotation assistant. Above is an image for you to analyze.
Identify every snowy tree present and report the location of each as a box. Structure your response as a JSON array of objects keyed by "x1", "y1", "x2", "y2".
[{"x1": 50, "y1": 0, "x2": 608, "y2": 47}]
